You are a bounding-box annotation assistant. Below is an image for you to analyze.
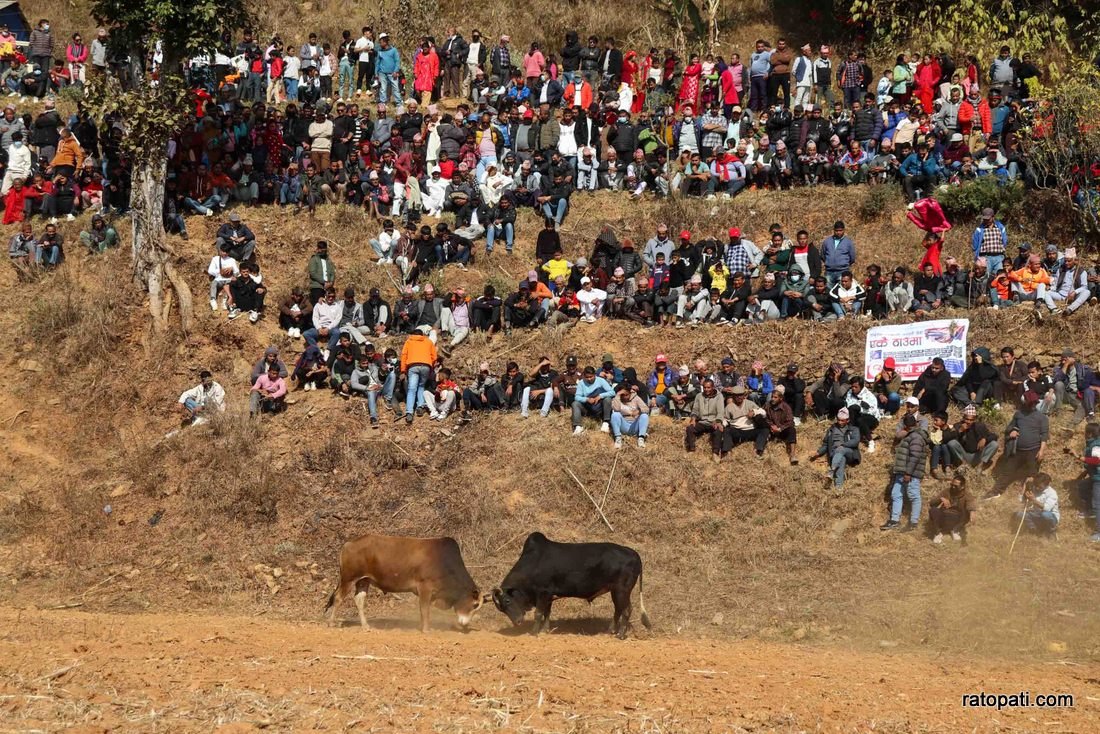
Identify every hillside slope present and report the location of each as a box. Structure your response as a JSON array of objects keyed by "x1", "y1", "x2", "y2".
[{"x1": 1, "y1": 187, "x2": 1098, "y2": 666}]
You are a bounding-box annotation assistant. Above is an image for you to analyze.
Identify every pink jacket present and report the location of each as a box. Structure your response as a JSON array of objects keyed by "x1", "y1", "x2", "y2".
[{"x1": 67, "y1": 43, "x2": 88, "y2": 64}]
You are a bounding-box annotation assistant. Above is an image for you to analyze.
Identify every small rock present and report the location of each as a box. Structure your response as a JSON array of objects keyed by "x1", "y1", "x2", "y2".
[
  {"x1": 711, "y1": 612, "x2": 724, "y2": 625},
  {"x1": 18, "y1": 359, "x2": 43, "y2": 372},
  {"x1": 293, "y1": 561, "x2": 310, "y2": 570},
  {"x1": 792, "y1": 627, "x2": 807, "y2": 641},
  {"x1": 272, "y1": 567, "x2": 284, "y2": 579},
  {"x1": 1047, "y1": 641, "x2": 1068, "y2": 653},
  {"x1": 110, "y1": 485, "x2": 131, "y2": 498},
  {"x1": 879, "y1": 640, "x2": 898, "y2": 648},
  {"x1": 47, "y1": 398, "x2": 61, "y2": 405}
]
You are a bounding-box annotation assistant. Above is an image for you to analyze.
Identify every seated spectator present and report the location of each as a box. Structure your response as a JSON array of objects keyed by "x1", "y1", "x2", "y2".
[
  {"x1": 250, "y1": 365, "x2": 288, "y2": 416},
  {"x1": 927, "y1": 410, "x2": 953, "y2": 478},
  {"x1": 293, "y1": 345, "x2": 330, "y2": 391},
  {"x1": 79, "y1": 214, "x2": 118, "y2": 253},
  {"x1": 279, "y1": 287, "x2": 313, "y2": 339},
  {"x1": 36, "y1": 222, "x2": 64, "y2": 267},
  {"x1": 807, "y1": 362, "x2": 849, "y2": 419},
  {"x1": 610, "y1": 383, "x2": 650, "y2": 449},
  {"x1": 928, "y1": 475, "x2": 976, "y2": 543},
  {"x1": 951, "y1": 347, "x2": 998, "y2": 405},
  {"x1": 805, "y1": 276, "x2": 838, "y2": 321},
  {"x1": 228, "y1": 260, "x2": 266, "y2": 323},
  {"x1": 872, "y1": 357, "x2": 902, "y2": 414},
  {"x1": 763, "y1": 385, "x2": 798, "y2": 464},
  {"x1": 304, "y1": 287, "x2": 344, "y2": 352},
  {"x1": 251, "y1": 345, "x2": 288, "y2": 386},
  {"x1": 845, "y1": 376, "x2": 881, "y2": 450},
  {"x1": 177, "y1": 370, "x2": 226, "y2": 426},
  {"x1": 721, "y1": 385, "x2": 767, "y2": 458},
  {"x1": 829, "y1": 271, "x2": 864, "y2": 318},
  {"x1": 884, "y1": 267, "x2": 913, "y2": 313},
  {"x1": 572, "y1": 366, "x2": 615, "y2": 435},
  {"x1": 1053, "y1": 349, "x2": 1097, "y2": 420},
  {"x1": 881, "y1": 413, "x2": 927, "y2": 531},
  {"x1": 946, "y1": 403, "x2": 999, "y2": 471},
  {"x1": 1007, "y1": 254, "x2": 1051, "y2": 312},
  {"x1": 215, "y1": 212, "x2": 256, "y2": 261},
  {"x1": 498, "y1": 362, "x2": 526, "y2": 411},
  {"x1": 1044, "y1": 247, "x2": 1089, "y2": 316},
  {"x1": 685, "y1": 378, "x2": 725, "y2": 459},
  {"x1": 206, "y1": 244, "x2": 238, "y2": 311},
  {"x1": 1014, "y1": 473, "x2": 1060, "y2": 537},
  {"x1": 910, "y1": 262, "x2": 943, "y2": 313},
  {"x1": 665, "y1": 365, "x2": 698, "y2": 420},
  {"x1": 349, "y1": 352, "x2": 386, "y2": 426},
  {"x1": 1023, "y1": 360, "x2": 1056, "y2": 415},
  {"x1": 576, "y1": 276, "x2": 606, "y2": 323},
  {"x1": 8, "y1": 220, "x2": 36, "y2": 275},
  {"x1": 913, "y1": 357, "x2": 950, "y2": 414},
  {"x1": 745, "y1": 361, "x2": 774, "y2": 404},
  {"x1": 810, "y1": 407, "x2": 861, "y2": 491},
  {"x1": 424, "y1": 366, "x2": 459, "y2": 420}
]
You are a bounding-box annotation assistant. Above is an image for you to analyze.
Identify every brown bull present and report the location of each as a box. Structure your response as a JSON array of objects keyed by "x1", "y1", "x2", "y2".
[{"x1": 324, "y1": 534, "x2": 487, "y2": 631}]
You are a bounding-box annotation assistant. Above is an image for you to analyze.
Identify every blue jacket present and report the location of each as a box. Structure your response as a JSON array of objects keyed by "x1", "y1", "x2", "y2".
[
  {"x1": 575, "y1": 376, "x2": 615, "y2": 401},
  {"x1": 375, "y1": 46, "x2": 401, "y2": 75},
  {"x1": 821, "y1": 235, "x2": 856, "y2": 272},
  {"x1": 646, "y1": 366, "x2": 676, "y2": 393},
  {"x1": 970, "y1": 220, "x2": 1007, "y2": 258},
  {"x1": 899, "y1": 152, "x2": 943, "y2": 178},
  {"x1": 746, "y1": 372, "x2": 774, "y2": 398}
]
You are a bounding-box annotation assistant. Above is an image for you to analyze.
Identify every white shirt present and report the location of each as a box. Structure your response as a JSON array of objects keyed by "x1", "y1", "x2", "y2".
[
  {"x1": 558, "y1": 122, "x2": 578, "y2": 156},
  {"x1": 467, "y1": 42, "x2": 482, "y2": 65},
  {"x1": 577, "y1": 287, "x2": 606, "y2": 305},
  {"x1": 1031, "y1": 486, "x2": 1060, "y2": 522},
  {"x1": 283, "y1": 56, "x2": 300, "y2": 80},
  {"x1": 178, "y1": 381, "x2": 226, "y2": 412},
  {"x1": 376, "y1": 230, "x2": 397, "y2": 253},
  {"x1": 354, "y1": 36, "x2": 373, "y2": 63},
  {"x1": 207, "y1": 255, "x2": 239, "y2": 281},
  {"x1": 312, "y1": 299, "x2": 343, "y2": 330},
  {"x1": 6, "y1": 143, "x2": 32, "y2": 180}
]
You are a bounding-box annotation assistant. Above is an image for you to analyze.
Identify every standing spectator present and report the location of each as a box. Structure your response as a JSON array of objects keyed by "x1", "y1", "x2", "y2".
[
  {"x1": 881, "y1": 413, "x2": 927, "y2": 531},
  {"x1": 307, "y1": 240, "x2": 337, "y2": 304},
  {"x1": 821, "y1": 220, "x2": 855, "y2": 287},
  {"x1": 971, "y1": 208, "x2": 1007, "y2": 275},
  {"x1": 399, "y1": 324, "x2": 437, "y2": 424},
  {"x1": 374, "y1": 33, "x2": 401, "y2": 104},
  {"x1": 989, "y1": 391, "x2": 1048, "y2": 498},
  {"x1": 28, "y1": 19, "x2": 53, "y2": 96},
  {"x1": 90, "y1": 28, "x2": 109, "y2": 77}
]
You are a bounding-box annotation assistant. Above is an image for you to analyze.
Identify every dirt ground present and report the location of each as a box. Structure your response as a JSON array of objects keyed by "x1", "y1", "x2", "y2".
[{"x1": 1, "y1": 605, "x2": 1096, "y2": 733}]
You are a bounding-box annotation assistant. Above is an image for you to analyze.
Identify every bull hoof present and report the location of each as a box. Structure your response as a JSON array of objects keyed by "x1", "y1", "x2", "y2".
[{"x1": 616, "y1": 630, "x2": 628, "y2": 640}]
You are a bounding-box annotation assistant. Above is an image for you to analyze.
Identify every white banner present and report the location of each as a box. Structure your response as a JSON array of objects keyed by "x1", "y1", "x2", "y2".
[{"x1": 864, "y1": 319, "x2": 970, "y2": 382}]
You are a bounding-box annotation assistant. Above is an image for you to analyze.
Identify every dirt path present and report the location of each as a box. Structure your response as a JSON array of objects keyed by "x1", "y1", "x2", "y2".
[{"x1": 0, "y1": 606, "x2": 1096, "y2": 732}]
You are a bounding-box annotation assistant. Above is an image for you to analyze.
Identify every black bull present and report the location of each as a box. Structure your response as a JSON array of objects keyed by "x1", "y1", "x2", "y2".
[{"x1": 491, "y1": 532, "x2": 652, "y2": 638}]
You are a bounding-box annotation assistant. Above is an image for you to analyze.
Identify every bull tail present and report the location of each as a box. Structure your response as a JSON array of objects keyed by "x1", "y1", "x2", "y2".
[{"x1": 638, "y1": 566, "x2": 652, "y2": 630}]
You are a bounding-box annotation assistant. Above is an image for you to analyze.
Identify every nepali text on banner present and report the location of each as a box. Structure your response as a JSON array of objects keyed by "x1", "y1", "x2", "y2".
[{"x1": 864, "y1": 319, "x2": 969, "y2": 381}]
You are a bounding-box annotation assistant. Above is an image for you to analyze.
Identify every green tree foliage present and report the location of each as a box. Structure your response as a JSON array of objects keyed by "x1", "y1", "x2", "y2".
[{"x1": 847, "y1": 0, "x2": 1100, "y2": 61}]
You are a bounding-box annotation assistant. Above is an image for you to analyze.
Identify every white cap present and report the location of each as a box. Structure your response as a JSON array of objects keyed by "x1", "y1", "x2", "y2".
[
  {"x1": 580, "y1": 276, "x2": 592, "y2": 285},
  {"x1": 905, "y1": 396, "x2": 920, "y2": 406}
]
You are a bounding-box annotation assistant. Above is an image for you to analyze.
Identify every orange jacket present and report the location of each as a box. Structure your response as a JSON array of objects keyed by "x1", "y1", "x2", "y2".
[
  {"x1": 400, "y1": 334, "x2": 437, "y2": 373},
  {"x1": 51, "y1": 137, "x2": 85, "y2": 169},
  {"x1": 1007, "y1": 266, "x2": 1051, "y2": 294},
  {"x1": 563, "y1": 81, "x2": 593, "y2": 110}
]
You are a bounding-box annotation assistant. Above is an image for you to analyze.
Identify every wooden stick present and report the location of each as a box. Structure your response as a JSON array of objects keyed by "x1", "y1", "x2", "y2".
[
  {"x1": 564, "y1": 466, "x2": 615, "y2": 531},
  {"x1": 3, "y1": 409, "x2": 28, "y2": 429},
  {"x1": 492, "y1": 331, "x2": 541, "y2": 358},
  {"x1": 600, "y1": 454, "x2": 619, "y2": 511},
  {"x1": 1009, "y1": 500, "x2": 1029, "y2": 556}
]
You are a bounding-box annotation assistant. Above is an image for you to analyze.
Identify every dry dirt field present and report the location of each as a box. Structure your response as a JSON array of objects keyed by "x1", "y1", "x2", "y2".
[{"x1": 2, "y1": 605, "x2": 1097, "y2": 733}]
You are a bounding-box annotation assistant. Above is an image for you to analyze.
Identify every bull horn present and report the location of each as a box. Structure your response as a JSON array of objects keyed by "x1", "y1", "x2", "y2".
[
  {"x1": 491, "y1": 587, "x2": 504, "y2": 610},
  {"x1": 482, "y1": 592, "x2": 494, "y2": 604}
]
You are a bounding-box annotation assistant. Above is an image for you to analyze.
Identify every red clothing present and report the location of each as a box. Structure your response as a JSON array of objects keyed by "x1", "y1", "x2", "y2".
[
  {"x1": 414, "y1": 48, "x2": 439, "y2": 94},
  {"x1": 678, "y1": 62, "x2": 702, "y2": 112},
  {"x1": 917, "y1": 236, "x2": 944, "y2": 276},
  {"x1": 906, "y1": 197, "x2": 952, "y2": 234},
  {"x1": 719, "y1": 67, "x2": 740, "y2": 105},
  {"x1": 2, "y1": 186, "x2": 41, "y2": 224},
  {"x1": 913, "y1": 61, "x2": 940, "y2": 112}
]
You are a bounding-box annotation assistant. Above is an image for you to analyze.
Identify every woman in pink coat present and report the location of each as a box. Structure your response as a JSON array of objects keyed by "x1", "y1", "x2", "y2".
[
  {"x1": 66, "y1": 32, "x2": 89, "y2": 87},
  {"x1": 414, "y1": 40, "x2": 440, "y2": 106},
  {"x1": 913, "y1": 54, "x2": 940, "y2": 113}
]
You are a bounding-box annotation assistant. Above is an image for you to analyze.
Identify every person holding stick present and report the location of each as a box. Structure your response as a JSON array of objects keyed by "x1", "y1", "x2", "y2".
[{"x1": 1013, "y1": 473, "x2": 1059, "y2": 539}]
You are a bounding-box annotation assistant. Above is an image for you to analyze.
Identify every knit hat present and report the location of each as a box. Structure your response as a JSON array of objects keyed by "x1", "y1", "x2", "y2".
[
  {"x1": 837, "y1": 408, "x2": 850, "y2": 420},
  {"x1": 1023, "y1": 390, "x2": 1040, "y2": 406},
  {"x1": 1065, "y1": 247, "x2": 1077, "y2": 259},
  {"x1": 752, "y1": 360, "x2": 764, "y2": 371},
  {"x1": 479, "y1": 361, "x2": 490, "y2": 372},
  {"x1": 963, "y1": 404, "x2": 977, "y2": 418},
  {"x1": 774, "y1": 384, "x2": 786, "y2": 395},
  {"x1": 613, "y1": 267, "x2": 625, "y2": 276}
]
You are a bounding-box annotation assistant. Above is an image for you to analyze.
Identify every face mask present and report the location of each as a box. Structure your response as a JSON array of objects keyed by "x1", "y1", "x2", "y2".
[
  {"x1": 12, "y1": 141, "x2": 21, "y2": 148},
  {"x1": 42, "y1": 24, "x2": 50, "y2": 31}
]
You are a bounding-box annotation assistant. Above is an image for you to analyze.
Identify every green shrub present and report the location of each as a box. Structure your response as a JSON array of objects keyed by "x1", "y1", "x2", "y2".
[
  {"x1": 859, "y1": 184, "x2": 900, "y2": 221},
  {"x1": 933, "y1": 178, "x2": 1024, "y2": 221}
]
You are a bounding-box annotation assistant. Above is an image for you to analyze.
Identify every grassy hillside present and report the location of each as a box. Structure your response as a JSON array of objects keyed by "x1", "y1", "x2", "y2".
[{"x1": 1, "y1": 184, "x2": 1098, "y2": 664}]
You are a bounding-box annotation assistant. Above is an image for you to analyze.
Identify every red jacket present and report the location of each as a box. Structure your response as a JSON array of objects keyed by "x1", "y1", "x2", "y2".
[{"x1": 958, "y1": 98, "x2": 991, "y2": 135}]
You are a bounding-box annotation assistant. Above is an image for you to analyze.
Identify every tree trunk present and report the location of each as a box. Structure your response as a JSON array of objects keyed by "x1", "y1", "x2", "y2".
[{"x1": 131, "y1": 156, "x2": 193, "y2": 334}]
